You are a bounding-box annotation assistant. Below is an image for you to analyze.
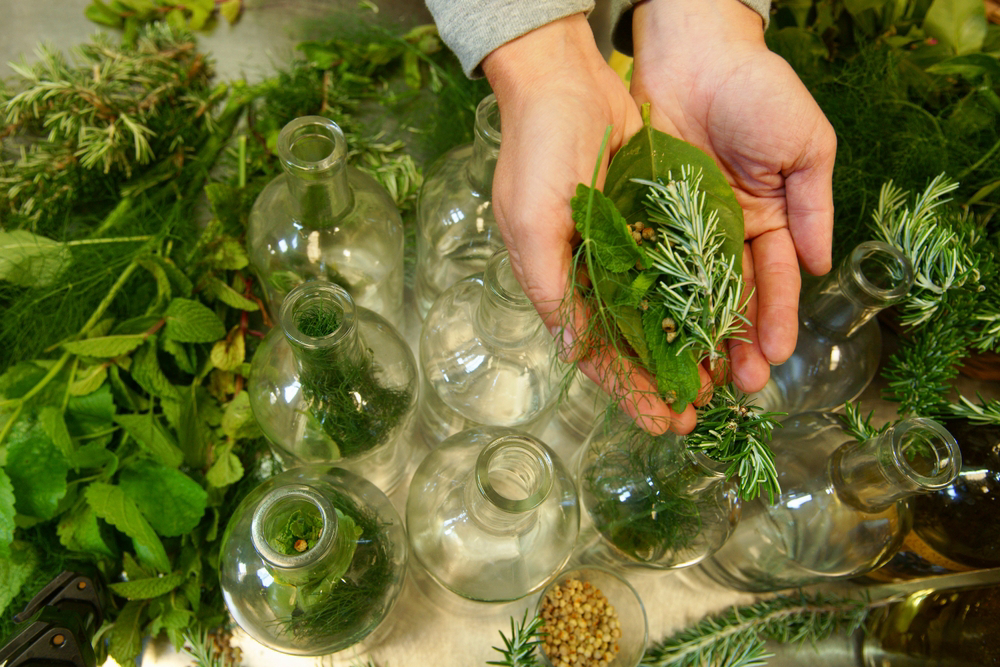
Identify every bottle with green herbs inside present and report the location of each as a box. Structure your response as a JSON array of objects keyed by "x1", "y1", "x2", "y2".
[
  {"x1": 418, "y1": 248, "x2": 561, "y2": 445},
  {"x1": 414, "y1": 93, "x2": 506, "y2": 319},
  {"x1": 577, "y1": 409, "x2": 741, "y2": 569},
  {"x1": 219, "y1": 466, "x2": 407, "y2": 656},
  {"x1": 248, "y1": 281, "x2": 417, "y2": 493},
  {"x1": 406, "y1": 427, "x2": 579, "y2": 602},
  {"x1": 247, "y1": 115, "x2": 404, "y2": 329},
  {"x1": 752, "y1": 241, "x2": 913, "y2": 414},
  {"x1": 699, "y1": 413, "x2": 961, "y2": 592}
]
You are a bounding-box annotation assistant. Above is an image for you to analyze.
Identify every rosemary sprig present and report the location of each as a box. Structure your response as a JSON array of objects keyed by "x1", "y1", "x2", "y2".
[
  {"x1": 487, "y1": 612, "x2": 544, "y2": 667},
  {"x1": 949, "y1": 394, "x2": 1000, "y2": 426},
  {"x1": 685, "y1": 386, "x2": 782, "y2": 502},
  {"x1": 839, "y1": 401, "x2": 892, "y2": 443},
  {"x1": 180, "y1": 628, "x2": 243, "y2": 667},
  {"x1": 638, "y1": 169, "x2": 752, "y2": 372},
  {"x1": 641, "y1": 592, "x2": 881, "y2": 667}
]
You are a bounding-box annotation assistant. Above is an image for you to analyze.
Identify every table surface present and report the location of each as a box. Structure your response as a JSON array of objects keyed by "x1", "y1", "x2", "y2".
[{"x1": 4, "y1": 4, "x2": 999, "y2": 666}]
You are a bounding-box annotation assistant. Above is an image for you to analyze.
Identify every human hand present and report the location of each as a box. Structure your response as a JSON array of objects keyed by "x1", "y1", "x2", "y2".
[
  {"x1": 483, "y1": 14, "x2": 707, "y2": 434},
  {"x1": 628, "y1": 0, "x2": 838, "y2": 393}
]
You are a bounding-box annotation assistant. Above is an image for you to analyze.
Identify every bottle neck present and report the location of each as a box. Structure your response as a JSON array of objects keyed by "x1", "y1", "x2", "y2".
[
  {"x1": 465, "y1": 434, "x2": 555, "y2": 535},
  {"x1": 251, "y1": 484, "x2": 351, "y2": 586},
  {"x1": 278, "y1": 116, "x2": 354, "y2": 227},
  {"x1": 280, "y1": 282, "x2": 367, "y2": 375},
  {"x1": 832, "y1": 418, "x2": 961, "y2": 513},
  {"x1": 667, "y1": 446, "x2": 734, "y2": 497},
  {"x1": 802, "y1": 241, "x2": 913, "y2": 337},
  {"x1": 475, "y1": 250, "x2": 544, "y2": 344},
  {"x1": 466, "y1": 94, "x2": 501, "y2": 195}
]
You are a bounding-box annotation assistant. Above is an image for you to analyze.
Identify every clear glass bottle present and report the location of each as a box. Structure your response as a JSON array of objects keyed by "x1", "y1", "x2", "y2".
[
  {"x1": 406, "y1": 427, "x2": 580, "y2": 602},
  {"x1": 218, "y1": 466, "x2": 407, "y2": 656},
  {"x1": 753, "y1": 241, "x2": 913, "y2": 414},
  {"x1": 247, "y1": 116, "x2": 404, "y2": 328},
  {"x1": 866, "y1": 418, "x2": 1000, "y2": 581},
  {"x1": 418, "y1": 248, "x2": 561, "y2": 445},
  {"x1": 555, "y1": 368, "x2": 613, "y2": 440},
  {"x1": 248, "y1": 281, "x2": 417, "y2": 493},
  {"x1": 578, "y1": 410, "x2": 740, "y2": 569},
  {"x1": 414, "y1": 94, "x2": 505, "y2": 319},
  {"x1": 699, "y1": 412, "x2": 961, "y2": 592}
]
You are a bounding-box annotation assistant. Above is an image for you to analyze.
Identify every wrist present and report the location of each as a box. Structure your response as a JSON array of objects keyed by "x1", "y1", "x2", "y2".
[{"x1": 632, "y1": 0, "x2": 765, "y2": 66}]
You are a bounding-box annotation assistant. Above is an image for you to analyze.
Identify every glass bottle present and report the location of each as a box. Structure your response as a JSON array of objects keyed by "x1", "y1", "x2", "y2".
[
  {"x1": 866, "y1": 418, "x2": 1000, "y2": 581},
  {"x1": 555, "y1": 368, "x2": 613, "y2": 440},
  {"x1": 218, "y1": 466, "x2": 407, "y2": 656},
  {"x1": 418, "y1": 248, "x2": 561, "y2": 445},
  {"x1": 414, "y1": 94, "x2": 505, "y2": 319},
  {"x1": 699, "y1": 412, "x2": 961, "y2": 592},
  {"x1": 752, "y1": 241, "x2": 913, "y2": 413},
  {"x1": 248, "y1": 281, "x2": 417, "y2": 493},
  {"x1": 247, "y1": 115, "x2": 404, "y2": 328},
  {"x1": 578, "y1": 410, "x2": 740, "y2": 569},
  {"x1": 406, "y1": 427, "x2": 580, "y2": 602}
]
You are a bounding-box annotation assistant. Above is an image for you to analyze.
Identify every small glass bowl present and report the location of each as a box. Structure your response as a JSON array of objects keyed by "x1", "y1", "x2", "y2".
[{"x1": 534, "y1": 566, "x2": 648, "y2": 667}]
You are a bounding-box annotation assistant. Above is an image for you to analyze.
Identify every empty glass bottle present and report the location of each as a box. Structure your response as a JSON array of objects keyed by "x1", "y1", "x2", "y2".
[
  {"x1": 418, "y1": 248, "x2": 561, "y2": 445},
  {"x1": 578, "y1": 410, "x2": 740, "y2": 569},
  {"x1": 248, "y1": 281, "x2": 417, "y2": 493},
  {"x1": 406, "y1": 427, "x2": 579, "y2": 602},
  {"x1": 752, "y1": 241, "x2": 913, "y2": 413},
  {"x1": 555, "y1": 368, "x2": 613, "y2": 440},
  {"x1": 247, "y1": 116, "x2": 404, "y2": 328},
  {"x1": 218, "y1": 466, "x2": 407, "y2": 656},
  {"x1": 414, "y1": 94, "x2": 505, "y2": 319},
  {"x1": 699, "y1": 412, "x2": 961, "y2": 592}
]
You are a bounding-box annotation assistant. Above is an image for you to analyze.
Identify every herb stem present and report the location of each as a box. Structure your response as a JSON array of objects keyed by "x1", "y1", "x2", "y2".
[
  {"x1": 65, "y1": 235, "x2": 154, "y2": 246},
  {"x1": 77, "y1": 257, "x2": 144, "y2": 339}
]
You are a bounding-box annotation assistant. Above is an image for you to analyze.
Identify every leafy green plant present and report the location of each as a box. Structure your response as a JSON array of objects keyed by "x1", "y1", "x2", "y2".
[
  {"x1": 487, "y1": 611, "x2": 544, "y2": 667},
  {"x1": 85, "y1": 0, "x2": 243, "y2": 41}
]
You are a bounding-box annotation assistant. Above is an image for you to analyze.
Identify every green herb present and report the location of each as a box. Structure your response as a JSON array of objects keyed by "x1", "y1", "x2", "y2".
[
  {"x1": 272, "y1": 509, "x2": 324, "y2": 556},
  {"x1": 180, "y1": 628, "x2": 244, "y2": 667},
  {"x1": 85, "y1": 0, "x2": 244, "y2": 40},
  {"x1": 949, "y1": 393, "x2": 1000, "y2": 426},
  {"x1": 839, "y1": 400, "x2": 892, "y2": 444},
  {"x1": 487, "y1": 611, "x2": 544, "y2": 667}
]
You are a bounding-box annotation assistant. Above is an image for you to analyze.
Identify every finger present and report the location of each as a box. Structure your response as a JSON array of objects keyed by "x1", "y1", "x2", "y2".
[
  {"x1": 694, "y1": 364, "x2": 715, "y2": 407},
  {"x1": 751, "y1": 228, "x2": 801, "y2": 366},
  {"x1": 728, "y1": 242, "x2": 771, "y2": 393},
  {"x1": 784, "y1": 119, "x2": 836, "y2": 276}
]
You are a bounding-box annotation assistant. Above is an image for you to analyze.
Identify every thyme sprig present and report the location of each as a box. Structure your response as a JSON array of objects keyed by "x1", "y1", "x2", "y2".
[
  {"x1": 685, "y1": 386, "x2": 782, "y2": 502},
  {"x1": 949, "y1": 394, "x2": 1000, "y2": 426},
  {"x1": 487, "y1": 611, "x2": 544, "y2": 667},
  {"x1": 641, "y1": 591, "x2": 884, "y2": 667},
  {"x1": 638, "y1": 168, "x2": 752, "y2": 372}
]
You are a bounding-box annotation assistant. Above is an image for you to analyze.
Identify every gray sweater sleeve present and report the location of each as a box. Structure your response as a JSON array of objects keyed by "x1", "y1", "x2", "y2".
[{"x1": 426, "y1": 0, "x2": 772, "y2": 78}]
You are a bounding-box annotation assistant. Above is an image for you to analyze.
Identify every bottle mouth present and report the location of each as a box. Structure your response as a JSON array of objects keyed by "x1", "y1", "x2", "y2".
[
  {"x1": 251, "y1": 484, "x2": 336, "y2": 568},
  {"x1": 474, "y1": 94, "x2": 501, "y2": 148},
  {"x1": 280, "y1": 282, "x2": 356, "y2": 349},
  {"x1": 277, "y1": 116, "x2": 348, "y2": 178},
  {"x1": 847, "y1": 241, "x2": 914, "y2": 306},
  {"x1": 484, "y1": 249, "x2": 532, "y2": 310},
  {"x1": 889, "y1": 418, "x2": 961, "y2": 490},
  {"x1": 476, "y1": 434, "x2": 555, "y2": 513}
]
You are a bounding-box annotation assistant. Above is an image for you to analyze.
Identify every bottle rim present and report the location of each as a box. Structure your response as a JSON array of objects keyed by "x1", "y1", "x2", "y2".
[
  {"x1": 888, "y1": 417, "x2": 962, "y2": 490},
  {"x1": 845, "y1": 240, "x2": 914, "y2": 306},
  {"x1": 251, "y1": 484, "x2": 337, "y2": 569},
  {"x1": 474, "y1": 94, "x2": 501, "y2": 148},
  {"x1": 277, "y1": 116, "x2": 348, "y2": 177},
  {"x1": 476, "y1": 434, "x2": 555, "y2": 513},
  {"x1": 279, "y1": 281, "x2": 357, "y2": 349},
  {"x1": 483, "y1": 249, "x2": 532, "y2": 310}
]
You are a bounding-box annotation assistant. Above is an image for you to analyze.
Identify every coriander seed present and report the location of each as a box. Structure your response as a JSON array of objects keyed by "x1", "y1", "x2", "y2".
[{"x1": 540, "y1": 578, "x2": 621, "y2": 667}]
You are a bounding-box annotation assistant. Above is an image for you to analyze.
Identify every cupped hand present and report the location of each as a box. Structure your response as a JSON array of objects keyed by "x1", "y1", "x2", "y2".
[
  {"x1": 629, "y1": 0, "x2": 838, "y2": 393},
  {"x1": 483, "y1": 13, "x2": 707, "y2": 434}
]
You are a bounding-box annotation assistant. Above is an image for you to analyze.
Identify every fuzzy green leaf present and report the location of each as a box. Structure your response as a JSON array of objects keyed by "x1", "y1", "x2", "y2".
[
  {"x1": 618, "y1": 270, "x2": 659, "y2": 309},
  {"x1": 205, "y1": 445, "x2": 244, "y2": 488},
  {"x1": 6, "y1": 424, "x2": 70, "y2": 520},
  {"x1": 571, "y1": 184, "x2": 646, "y2": 273},
  {"x1": 924, "y1": 0, "x2": 988, "y2": 54},
  {"x1": 592, "y1": 262, "x2": 650, "y2": 366},
  {"x1": 204, "y1": 275, "x2": 259, "y2": 311},
  {"x1": 0, "y1": 542, "x2": 38, "y2": 619},
  {"x1": 38, "y1": 406, "x2": 74, "y2": 457},
  {"x1": 109, "y1": 600, "x2": 147, "y2": 665},
  {"x1": 118, "y1": 461, "x2": 207, "y2": 537},
  {"x1": 131, "y1": 338, "x2": 180, "y2": 400},
  {"x1": 643, "y1": 302, "x2": 701, "y2": 411},
  {"x1": 208, "y1": 239, "x2": 250, "y2": 270},
  {"x1": 57, "y1": 503, "x2": 114, "y2": 558},
  {"x1": 86, "y1": 483, "x2": 171, "y2": 573},
  {"x1": 153, "y1": 257, "x2": 193, "y2": 297},
  {"x1": 0, "y1": 230, "x2": 71, "y2": 288},
  {"x1": 63, "y1": 334, "x2": 147, "y2": 358},
  {"x1": 163, "y1": 299, "x2": 226, "y2": 343},
  {"x1": 114, "y1": 413, "x2": 183, "y2": 468},
  {"x1": 0, "y1": 469, "x2": 15, "y2": 559},
  {"x1": 109, "y1": 571, "x2": 186, "y2": 600},
  {"x1": 70, "y1": 364, "x2": 108, "y2": 396},
  {"x1": 604, "y1": 116, "x2": 743, "y2": 274}
]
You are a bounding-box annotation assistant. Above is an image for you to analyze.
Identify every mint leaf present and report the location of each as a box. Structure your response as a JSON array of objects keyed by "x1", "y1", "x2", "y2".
[
  {"x1": 0, "y1": 469, "x2": 15, "y2": 559},
  {"x1": 57, "y1": 503, "x2": 114, "y2": 558},
  {"x1": 571, "y1": 184, "x2": 645, "y2": 273},
  {"x1": 221, "y1": 391, "x2": 260, "y2": 441},
  {"x1": 204, "y1": 276, "x2": 259, "y2": 311},
  {"x1": 71, "y1": 441, "x2": 118, "y2": 472},
  {"x1": 86, "y1": 483, "x2": 170, "y2": 573},
  {"x1": 6, "y1": 423, "x2": 70, "y2": 520},
  {"x1": 38, "y1": 407, "x2": 73, "y2": 457},
  {"x1": 924, "y1": 0, "x2": 988, "y2": 54},
  {"x1": 63, "y1": 334, "x2": 147, "y2": 358},
  {"x1": 114, "y1": 414, "x2": 183, "y2": 468},
  {"x1": 618, "y1": 270, "x2": 659, "y2": 309},
  {"x1": 0, "y1": 230, "x2": 71, "y2": 288},
  {"x1": 642, "y1": 302, "x2": 701, "y2": 411},
  {"x1": 109, "y1": 600, "x2": 147, "y2": 665},
  {"x1": 65, "y1": 383, "x2": 116, "y2": 440},
  {"x1": 69, "y1": 364, "x2": 108, "y2": 396},
  {"x1": 119, "y1": 461, "x2": 207, "y2": 537},
  {"x1": 131, "y1": 338, "x2": 179, "y2": 401},
  {"x1": 153, "y1": 257, "x2": 193, "y2": 297},
  {"x1": 162, "y1": 338, "x2": 197, "y2": 375},
  {"x1": 205, "y1": 444, "x2": 244, "y2": 488},
  {"x1": 210, "y1": 328, "x2": 245, "y2": 371},
  {"x1": 163, "y1": 298, "x2": 226, "y2": 343},
  {"x1": 0, "y1": 542, "x2": 38, "y2": 618},
  {"x1": 109, "y1": 571, "x2": 186, "y2": 600}
]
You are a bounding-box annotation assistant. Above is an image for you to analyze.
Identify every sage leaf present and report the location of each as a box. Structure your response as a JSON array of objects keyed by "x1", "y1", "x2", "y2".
[
  {"x1": 87, "y1": 483, "x2": 171, "y2": 573},
  {"x1": 57, "y1": 503, "x2": 114, "y2": 558},
  {"x1": 163, "y1": 298, "x2": 226, "y2": 343},
  {"x1": 571, "y1": 184, "x2": 647, "y2": 273},
  {"x1": 0, "y1": 470, "x2": 15, "y2": 559},
  {"x1": 923, "y1": 0, "x2": 988, "y2": 54},
  {"x1": 643, "y1": 302, "x2": 701, "y2": 411},
  {"x1": 0, "y1": 542, "x2": 38, "y2": 618},
  {"x1": 109, "y1": 571, "x2": 186, "y2": 600},
  {"x1": 0, "y1": 230, "x2": 71, "y2": 288},
  {"x1": 109, "y1": 600, "x2": 147, "y2": 666},
  {"x1": 62, "y1": 334, "x2": 147, "y2": 358},
  {"x1": 6, "y1": 423, "x2": 70, "y2": 520},
  {"x1": 114, "y1": 413, "x2": 184, "y2": 468},
  {"x1": 118, "y1": 461, "x2": 207, "y2": 537}
]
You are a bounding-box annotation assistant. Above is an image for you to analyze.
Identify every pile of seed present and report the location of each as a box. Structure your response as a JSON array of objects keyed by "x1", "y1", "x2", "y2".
[{"x1": 539, "y1": 577, "x2": 622, "y2": 667}]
